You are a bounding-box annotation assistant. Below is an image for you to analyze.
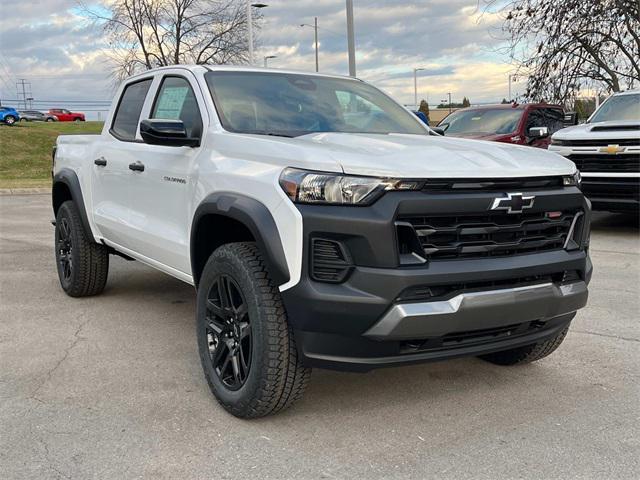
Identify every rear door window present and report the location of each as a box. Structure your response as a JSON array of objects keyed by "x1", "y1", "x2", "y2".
[{"x1": 111, "y1": 79, "x2": 153, "y2": 141}]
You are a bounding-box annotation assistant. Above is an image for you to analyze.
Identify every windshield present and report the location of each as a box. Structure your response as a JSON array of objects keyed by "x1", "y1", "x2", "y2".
[
  {"x1": 439, "y1": 108, "x2": 522, "y2": 135},
  {"x1": 205, "y1": 71, "x2": 426, "y2": 137},
  {"x1": 589, "y1": 93, "x2": 640, "y2": 123}
]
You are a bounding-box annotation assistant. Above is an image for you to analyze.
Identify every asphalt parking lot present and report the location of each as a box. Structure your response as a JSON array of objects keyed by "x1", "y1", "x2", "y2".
[{"x1": 1, "y1": 193, "x2": 638, "y2": 480}]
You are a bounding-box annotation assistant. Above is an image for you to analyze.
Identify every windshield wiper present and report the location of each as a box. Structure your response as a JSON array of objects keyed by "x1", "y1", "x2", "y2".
[{"x1": 242, "y1": 130, "x2": 295, "y2": 138}]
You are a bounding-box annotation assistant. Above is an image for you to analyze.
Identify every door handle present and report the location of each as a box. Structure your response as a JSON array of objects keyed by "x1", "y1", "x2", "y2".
[
  {"x1": 129, "y1": 161, "x2": 145, "y2": 172},
  {"x1": 94, "y1": 157, "x2": 107, "y2": 167}
]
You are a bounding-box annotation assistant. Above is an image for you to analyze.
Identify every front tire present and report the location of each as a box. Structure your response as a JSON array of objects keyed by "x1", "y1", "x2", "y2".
[
  {"x1": 4, "y1": 115, "x2": 16, "y2": 125},
  {"x1": 196, "y1": 242, "x2": 310, "y2": 418},
  {"x1": 55, "y1": 200, "x2": 109, "y2": 297},
  {"x1": 479, "y1": 325, "x2": 569, "y2": 365}
]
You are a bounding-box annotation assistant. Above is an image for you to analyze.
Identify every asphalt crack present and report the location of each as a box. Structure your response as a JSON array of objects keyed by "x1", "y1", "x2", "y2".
[
  {"x1": 27, "y1": 311, "x2": 91, "y2": 403},
  {"x1": 573, "y1": 329, "x2": 640, "y2": 343}
]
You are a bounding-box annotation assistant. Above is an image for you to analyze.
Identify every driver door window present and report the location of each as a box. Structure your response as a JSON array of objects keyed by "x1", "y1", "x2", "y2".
[{"x1": 151, "y1": 76, "x2": 203, "y2": 139}]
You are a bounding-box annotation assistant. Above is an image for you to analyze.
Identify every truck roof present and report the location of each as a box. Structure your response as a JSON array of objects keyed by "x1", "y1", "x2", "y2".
[
  {"x1": 454, "y1": 103, "x2": 563, "y2": 111},
  {"x1": 124, "y1": 64, "x2": 360, "y2": 82}
]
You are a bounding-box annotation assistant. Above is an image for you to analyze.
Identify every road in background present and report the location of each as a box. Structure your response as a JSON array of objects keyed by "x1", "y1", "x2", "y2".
[{"x1": 1, "y1": 194, "x2": 638, "y2": 479}]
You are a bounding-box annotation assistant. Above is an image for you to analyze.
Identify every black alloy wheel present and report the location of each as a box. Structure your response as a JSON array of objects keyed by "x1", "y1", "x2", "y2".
[
  {"x1": 56, "y1": 217, "x2": 74, "y2": 283},
  {"x1": 205, "y1": 274, "x2": 252, "y2": 390},
  {"x1": 54, "y1": 200, "x2": 109, "y2": 297}
]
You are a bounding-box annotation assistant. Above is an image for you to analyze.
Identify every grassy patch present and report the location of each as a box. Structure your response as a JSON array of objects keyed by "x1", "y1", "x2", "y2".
[{"x1": 0, "y1": 121, "x2": 104, "y2": 188}]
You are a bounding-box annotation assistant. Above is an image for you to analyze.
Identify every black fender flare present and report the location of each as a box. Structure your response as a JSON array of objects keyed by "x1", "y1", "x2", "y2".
[
  {"x1": 52, "y1": 168, "x2": 93, "y2": 239},
  {"x1": 191, "y1": 192, "x2": 290, "y2": 287}
]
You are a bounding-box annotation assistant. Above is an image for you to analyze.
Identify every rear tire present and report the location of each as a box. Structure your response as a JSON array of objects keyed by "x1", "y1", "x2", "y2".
[
  {"x1": 4, "y1": 115, "x2": 16, "y2": 125},
  {"x1": 55, "y1": 200, "x2": 109, "y2": 297},
  {"x1": 479, "y1": 326, "x2": 569, "y2": 365},
  {"x1": 196, "y1": 242, "x2": 311, "y2": 418}
]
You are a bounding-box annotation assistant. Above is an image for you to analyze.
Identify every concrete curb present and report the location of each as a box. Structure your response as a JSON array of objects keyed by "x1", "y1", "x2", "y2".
[{"x1": 0, "y1": 187, "x2": 51, "y2": 196}]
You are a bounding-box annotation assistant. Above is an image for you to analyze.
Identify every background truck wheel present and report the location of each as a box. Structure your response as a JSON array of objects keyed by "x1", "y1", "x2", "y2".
[
  {"x1": 196, "y1": 242, "x2": 310, "y2": 418},
  {"x1": 479, "y1": 325, "x2": 569, "y2": 365},
  {"x1": 55, "y1": 200, "x2": 109, "y2": 297}
]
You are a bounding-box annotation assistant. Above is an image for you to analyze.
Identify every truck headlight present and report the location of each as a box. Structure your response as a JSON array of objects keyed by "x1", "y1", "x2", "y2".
[
  {"x1": 563, "y1": 172, "x2": 581, "y2": 187},
  {"x1": 279, "y1": 168, "x2": 421, "y2": 205}
]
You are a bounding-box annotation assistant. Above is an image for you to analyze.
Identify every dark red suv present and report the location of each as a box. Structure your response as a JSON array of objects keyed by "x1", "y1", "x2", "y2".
[{"x1": 436, "y1": 103, "x2": 566, "y2": 148}]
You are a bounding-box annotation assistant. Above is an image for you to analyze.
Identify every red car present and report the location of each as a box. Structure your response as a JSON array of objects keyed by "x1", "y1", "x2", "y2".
[
  {"x1": 436, "y1": 103, "x2": 566, "y2": 148},
  {"x1": 48, "y1": 108, "x2": 85, "y2": 122}
]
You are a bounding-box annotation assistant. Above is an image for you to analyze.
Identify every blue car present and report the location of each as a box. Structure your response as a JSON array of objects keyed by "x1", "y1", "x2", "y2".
[{"x1": 0, "y1": 106, "x2": 20, "y2": 125}]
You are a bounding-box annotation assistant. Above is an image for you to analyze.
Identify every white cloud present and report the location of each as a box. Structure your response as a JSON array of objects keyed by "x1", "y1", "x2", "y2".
[{"x1": 0, "y1": 0, "x2": 517, "y2": 116}]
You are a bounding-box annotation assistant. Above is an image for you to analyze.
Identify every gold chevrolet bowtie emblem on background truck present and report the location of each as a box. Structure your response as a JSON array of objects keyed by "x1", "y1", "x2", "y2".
[{"x1": 600, "y1": 144, "x2": 625, "y2": 154}]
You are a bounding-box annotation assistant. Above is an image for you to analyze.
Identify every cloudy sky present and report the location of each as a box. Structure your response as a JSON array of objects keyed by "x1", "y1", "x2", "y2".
[{"x1": 0, "y1": 0, "x2": 520, "y2": 117}]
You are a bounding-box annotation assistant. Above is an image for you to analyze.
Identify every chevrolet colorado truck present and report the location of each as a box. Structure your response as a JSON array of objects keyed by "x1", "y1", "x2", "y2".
[
  {"x1": 52, "y1": 66, "x2": 592, "y2": 418},
  {"x1": 549, "y1": 89, "x2": 639, "y2": 212}
]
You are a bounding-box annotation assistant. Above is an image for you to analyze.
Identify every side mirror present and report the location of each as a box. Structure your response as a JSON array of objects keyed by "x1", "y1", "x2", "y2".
[
  {"x1": 430, "y1": 126, "x2": 445, "y2": 136},
  {"x1": 563, "y1": 112, "x2": 577, "y2": 126},
  {"x1": 140, "y1": 119, "x2": 200, "y2": 147},
  {"x1": 528, "y1": 126, "x2": 549, "y2": 139}
]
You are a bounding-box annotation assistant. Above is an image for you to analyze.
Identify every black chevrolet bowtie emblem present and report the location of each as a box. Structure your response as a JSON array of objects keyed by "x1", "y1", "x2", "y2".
[{"x1": 490, "y1": 192, "x2": 535, "y2": 214}]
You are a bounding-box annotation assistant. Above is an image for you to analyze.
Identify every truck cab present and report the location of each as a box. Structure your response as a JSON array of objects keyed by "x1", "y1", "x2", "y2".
[{"x1": 549, "y1": 90, "x2": 640, "y2": 212}]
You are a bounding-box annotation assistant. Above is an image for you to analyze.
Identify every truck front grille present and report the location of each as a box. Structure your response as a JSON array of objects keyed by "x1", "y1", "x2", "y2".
[
  {"x1": 397, "y1": 211, "x2": 577, "y2": 260},
  {"x1": 567, "y1": 153, "x2": 640, "y2": 172}
]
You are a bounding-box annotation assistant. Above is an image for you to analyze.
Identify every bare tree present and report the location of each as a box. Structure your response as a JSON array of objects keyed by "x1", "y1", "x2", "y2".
[
  {"x1": 83, "y1": 0, "x2": 257, "y2": 79},
  {"x1": 495, "y1": 0, "x2": 640, "y2": 104}
]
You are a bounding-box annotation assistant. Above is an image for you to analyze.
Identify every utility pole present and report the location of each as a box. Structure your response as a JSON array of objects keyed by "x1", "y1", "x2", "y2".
[
  {"x1": 448, "y1": 92, "x2": 452, "y2": 113},
  {"x1": 346, "y1": 0, "x2": 356, "y2": 77},
  {"x1": 16, "y1": 79, "x2": 31, "y2": 110}
]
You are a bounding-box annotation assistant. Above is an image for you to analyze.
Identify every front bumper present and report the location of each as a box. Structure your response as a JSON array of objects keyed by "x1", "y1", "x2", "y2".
[
  {"x1": 280, "y1": 189, "x2": 592, "y2": 372},
  {"x1": 365, "y1": 281, "x2": 587, "y2": 340}
]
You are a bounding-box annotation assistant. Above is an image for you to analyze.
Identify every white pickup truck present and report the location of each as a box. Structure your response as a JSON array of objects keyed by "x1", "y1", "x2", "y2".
[
  {"x1": 52, "y1": 65, "x2": 591, "y2": 418},
  {"x1": 549, "y1": 89, "x2": 639, "y2": 212}
]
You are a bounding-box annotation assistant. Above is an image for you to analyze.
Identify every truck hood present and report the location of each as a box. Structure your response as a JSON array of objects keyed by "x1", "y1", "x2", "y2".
[
  {"x1": 293, "y1": 132, "x2": 576, "y2": 178},
  {"x1": 553, "y1": 120, "x2": 640, "y2": 141}
]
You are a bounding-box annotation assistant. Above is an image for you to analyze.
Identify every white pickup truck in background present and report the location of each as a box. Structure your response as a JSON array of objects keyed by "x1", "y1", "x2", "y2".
[
  {"x1": 549, "y1": 89, "x2": 640, "y2": 212},
  {"x1": 52, "y1": 65, "x2": 591, "y2": 418}
]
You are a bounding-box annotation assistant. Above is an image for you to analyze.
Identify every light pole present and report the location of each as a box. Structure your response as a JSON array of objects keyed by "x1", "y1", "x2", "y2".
[
  {"x1": 346, "y1": 0, "x2": 356, "y2": 77},
  {"x1": 247, "y1": 2, "x2": 268, "y2": 65},
  {"x1": 264, "y1": 55, "x2": 277, "y2": 67},
  {"x1": 413, "y1": 67, "x2": 425, "y2": 110},
  {"x1": 441, "y1": 93, "x2": 452, "y2": 113},
  {"x1": 508, "y1": 74, "x2": 516, "y2": 102},
  {"x1": 300, "y1": 17, "x2": 319, "y2": 72}
]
